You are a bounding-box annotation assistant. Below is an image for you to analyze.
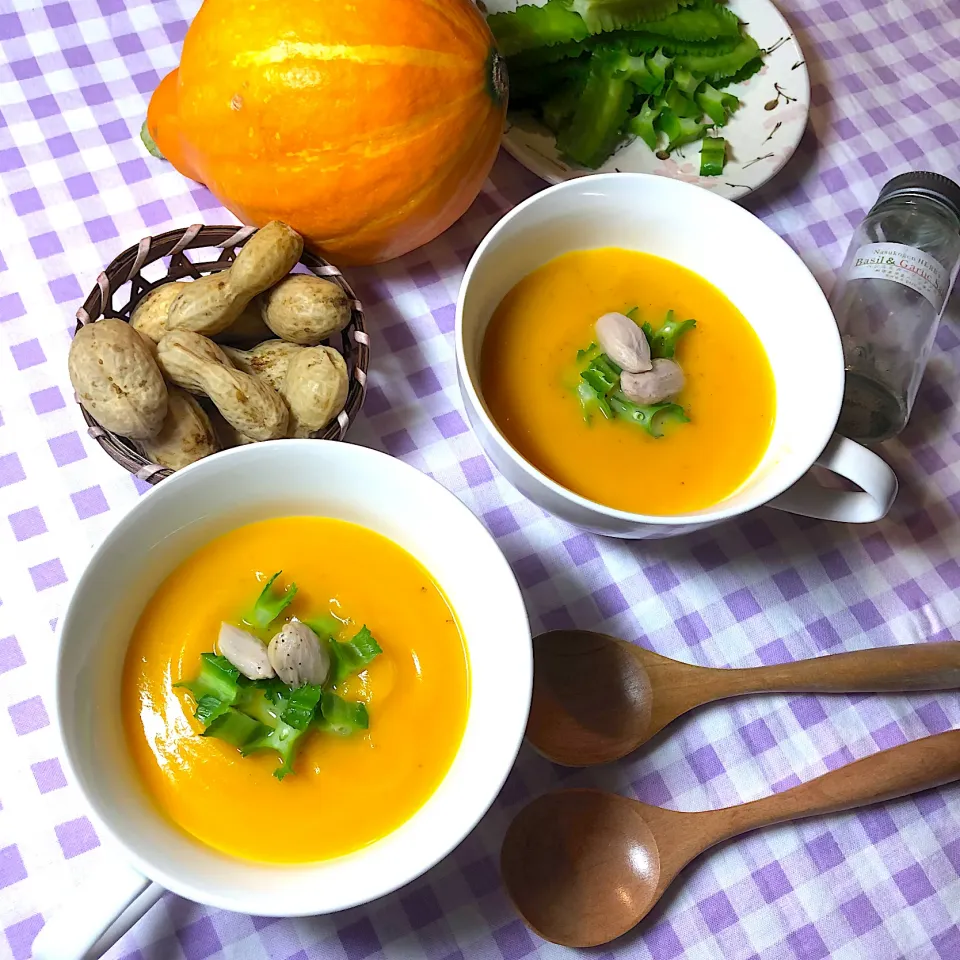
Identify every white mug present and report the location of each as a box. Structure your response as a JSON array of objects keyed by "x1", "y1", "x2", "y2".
[
  {"x1": 456, "y1": 173, "x2": 898, "y2": 539},
  {"x1": 35, "y1": 441, "x2": 531, "y2": 960}
]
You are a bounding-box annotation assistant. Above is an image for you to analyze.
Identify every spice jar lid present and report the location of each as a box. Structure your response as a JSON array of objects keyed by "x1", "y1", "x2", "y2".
[{"x1": 873, "y1": 171, "x2": 960, "y2": 223}]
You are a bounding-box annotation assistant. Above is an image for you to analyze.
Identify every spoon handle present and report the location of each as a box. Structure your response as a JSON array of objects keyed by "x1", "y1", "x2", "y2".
[
  {"x1": 714, "y1": 728, "x2": 960, "y2": 841},
  {"x1": 714, "y1": 642, "x2": 960, "y2": 696}
]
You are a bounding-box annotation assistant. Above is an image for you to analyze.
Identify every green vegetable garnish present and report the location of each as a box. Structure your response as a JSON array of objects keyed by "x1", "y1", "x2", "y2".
[
  {"x1": 175, "y1": 652, "x2": 241, "y2": 709},
  {"x1": 609, "y1": 393, "x2": 690, "y2": 438},
  {"x1": 699, "y1": 135, "x2": 726, "y2": 176},
  {"x1": 576, "y1": 341, "x2": 599, "y2": 361},
  {"x1": 581, "y1": 354, "x2": 622, "y2": 396},
  {"x1": 318, "y1": 691, "x2": 370, "y2": 736},
  {"x1": 194, "y1": 694, "x2": 233, "y2": 728},
  {"x1": 577, "y1": 380, "x2": 614, "y2": 422},
  {"x1": 250, "y1": 571, "x2": 297, "y2": 630},
  {"x1": 647, "y1": 310, "x2": 696, "y2": 357},
  {"x1": 282, "y1": 684, "x2": 324, "y2": 731},
  {"x1": 203, "y1": 708, "x2": 267, "y2": 749},
  {"x1": 243, "y1": 719, "x2": 308, "y2": 781},
  {"x1": 625, "y1": 307, "x2": 638, "y2": 320},
  {"x1": 178, "y1": 603, "x2": 381, "y2": 780},
  {"x1": 304, "y1": 613, "x2": 343, "y2": 640},
  {"x1": 328, "y1": 626, "x2": 383, "y2": 685}
]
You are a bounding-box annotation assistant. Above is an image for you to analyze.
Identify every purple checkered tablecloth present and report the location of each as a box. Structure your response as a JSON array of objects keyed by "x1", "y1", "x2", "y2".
[{"x1": 2, "y1": 0, "x2": 960, "y2": 957}]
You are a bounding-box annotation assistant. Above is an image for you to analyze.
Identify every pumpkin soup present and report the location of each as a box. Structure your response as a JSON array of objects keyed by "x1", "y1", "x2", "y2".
[
  {"x1": 480, "y1": 248, "x2": 775, "y2": 514},
  {"x1": 122, "y1": 516, "x2": 470, "y2": 863}
]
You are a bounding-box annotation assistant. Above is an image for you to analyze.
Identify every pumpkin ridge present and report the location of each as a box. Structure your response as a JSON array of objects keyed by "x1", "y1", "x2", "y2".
[{"x1": 236, "y1": 41, "x2": 471, "y2": 71}]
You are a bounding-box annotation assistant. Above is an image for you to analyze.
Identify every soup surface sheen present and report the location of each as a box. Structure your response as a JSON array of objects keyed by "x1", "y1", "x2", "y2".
[
  {"x1": 122, "y1": 516, "x2": 470, "y2": 863},
  {"x1": 480, "y1": 248, "x2": 776, "y2": 514}
]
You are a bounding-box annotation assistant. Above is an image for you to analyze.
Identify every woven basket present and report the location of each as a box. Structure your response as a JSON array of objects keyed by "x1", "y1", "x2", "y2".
[{"x1": 75, "y1": 224, "x2": 369, "y2": 485}]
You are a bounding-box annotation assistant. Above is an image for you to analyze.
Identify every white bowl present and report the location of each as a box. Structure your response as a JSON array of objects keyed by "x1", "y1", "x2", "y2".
[
  {"x1": 40, "y1": 441, "x2": 531, "y2": 959},
  {"x1": 456, "y1": 173, "x2": 897, "y2": 539}
]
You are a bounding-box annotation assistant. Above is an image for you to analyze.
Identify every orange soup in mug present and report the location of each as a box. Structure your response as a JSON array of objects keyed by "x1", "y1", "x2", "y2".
[{"x1": 480, "y1": 247, "x2": 776, "y2": 515}]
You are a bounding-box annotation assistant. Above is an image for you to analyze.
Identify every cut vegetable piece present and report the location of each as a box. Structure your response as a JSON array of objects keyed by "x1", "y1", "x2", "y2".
[
  {"x1": 609, "y1": 393, "x2": 690, "y2": 438},
  {"x1": 194, "y1": 694, "x2": 232, "y2": 728},
  {"x1": 318, "y1": 691, "x2": 370, "y2": 736},
  {"x1": 303, "y1": 613, "x2": 342, "y2": 641},
  {"x1": 203, "y1": 708, "x2": 267, "y2": 749},
  {"x1": 676, "y1": 35, "x2": 761, "y2": 81},
  {"x1": 656, "y1": 106, "x2": 707, "y2": 149},
  {"x1": 557, "y1": 55, "x2": 634, "y2": 167},
  {"x1": 645, "y1": 48, "x2": 673, "y2": 87},
  {"x1": 663, "y1": 83, "x2": 701, "y2": 119},
  {"x1": 641, "y1": 2, "x2": 742, "y2": 41},
  {"x1": 250, "y1": 571, "x2": 297, "y2": 630},
  {"x1": 328, "y1": 626, "x2": 383, "y2": 685},
  {"x1": 577, "y1": 380, "x2": 614, "y2": 422},
  {"x1": 576, "y1": 341, "x2": 599, "y2": 361},
  {"x1": 564, "y1": 0, "x2": 678, "y2": 34},
  {"x1": 671, "y1": 65, "x2": 700, "y2": 97},
  {"x1": 700, "y1": 135, "x2": 726, "y2": 176},
  {"x1": 696, "y1": 81, "x2": 738, "y2": 125},
  {"x1": 581, "y1": 354, "x2": 622, "y2": 396},
  {"x1": 627, "y1": 98, "x2": 662, "y2": 151},
  {"x1": 488, "y1": 0, "x2": 589, "y2": 57},
  {"x1": 282, "y1": 683, "x2": 324, "y2": 731},
  {"x1": 243, "y1": 719, "x2": 308, "y2": 781},
  {"x1": 594, "y1": 45, "x2": 660, "y2": 94},
  {"x1": 176, "y1": 652, "x2": 241, "y2": 707},
  {"x1": 649, "y1": 310, "x2": 697, "y2": 356}
]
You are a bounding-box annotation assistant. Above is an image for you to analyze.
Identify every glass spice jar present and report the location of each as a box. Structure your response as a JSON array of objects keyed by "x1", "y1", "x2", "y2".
[{"x1": 832, "y1": 171, "x2": 960, "y2": 443}]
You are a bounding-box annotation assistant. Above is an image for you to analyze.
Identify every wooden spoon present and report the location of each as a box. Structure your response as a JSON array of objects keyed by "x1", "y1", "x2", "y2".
[
  {"x1": 528, "y1": 629, "x2": 960, "y2": 765},
  {"x1": 501, "y1": 728, "x2": 960, "y2": 947}
]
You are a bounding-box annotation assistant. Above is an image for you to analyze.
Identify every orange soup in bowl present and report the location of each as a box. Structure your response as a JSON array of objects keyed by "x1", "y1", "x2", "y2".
[
  {"x1": 480, "y1": 247, "x2": 776, "y2": 515},
  {"x1": 122, "y1": 515, "x2": 470, "y2": 863}
]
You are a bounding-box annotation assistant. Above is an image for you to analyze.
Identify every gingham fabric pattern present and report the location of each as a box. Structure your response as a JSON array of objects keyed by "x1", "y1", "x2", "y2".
[{"x1": 2, "y1": 1, "x2": 960, "y2": 958}]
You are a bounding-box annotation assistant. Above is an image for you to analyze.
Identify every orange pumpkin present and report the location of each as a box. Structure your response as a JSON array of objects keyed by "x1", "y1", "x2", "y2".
[{"x1": 146, "y1": 0, "x2": 507, "y2": 265}]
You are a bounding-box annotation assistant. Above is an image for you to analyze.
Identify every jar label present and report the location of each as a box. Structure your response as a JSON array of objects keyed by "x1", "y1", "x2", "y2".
[{"x1": 848, "y1": 242, "x2": 950, "y2": 312}]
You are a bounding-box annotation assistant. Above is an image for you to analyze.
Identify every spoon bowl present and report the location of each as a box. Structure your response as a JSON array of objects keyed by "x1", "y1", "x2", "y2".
[
  {"x1": 500, "y1": 791, "x2": 661, "y2": 947},
  {"x1": 528, "y1": 630, "x2": 960, "y2": 766},
  {"x1": 502, "y1": 728, "x2": 960, "y2": 947}
]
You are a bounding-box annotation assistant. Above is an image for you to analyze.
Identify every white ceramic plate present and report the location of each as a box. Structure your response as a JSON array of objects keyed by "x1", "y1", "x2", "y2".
[{"x1": 490, "y1": 0, "x2": 810, "y2": 199}]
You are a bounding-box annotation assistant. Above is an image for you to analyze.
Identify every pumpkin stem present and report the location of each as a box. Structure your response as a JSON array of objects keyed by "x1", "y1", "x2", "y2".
[
  {"x1": 140, "y1": 120, "x2": 166, "y2": 161},
  {"x1": 488, "y1": 50, "x2": 509, "y2": 107}
]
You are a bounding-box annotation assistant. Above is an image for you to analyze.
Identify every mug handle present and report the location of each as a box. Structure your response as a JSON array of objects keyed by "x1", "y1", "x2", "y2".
[
  {"x1": 32, "y1": 859, "x2": 164, "y2": 960},
  {"x1": 768, "y1": 434, "x2": 898, "y2": 523}
]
